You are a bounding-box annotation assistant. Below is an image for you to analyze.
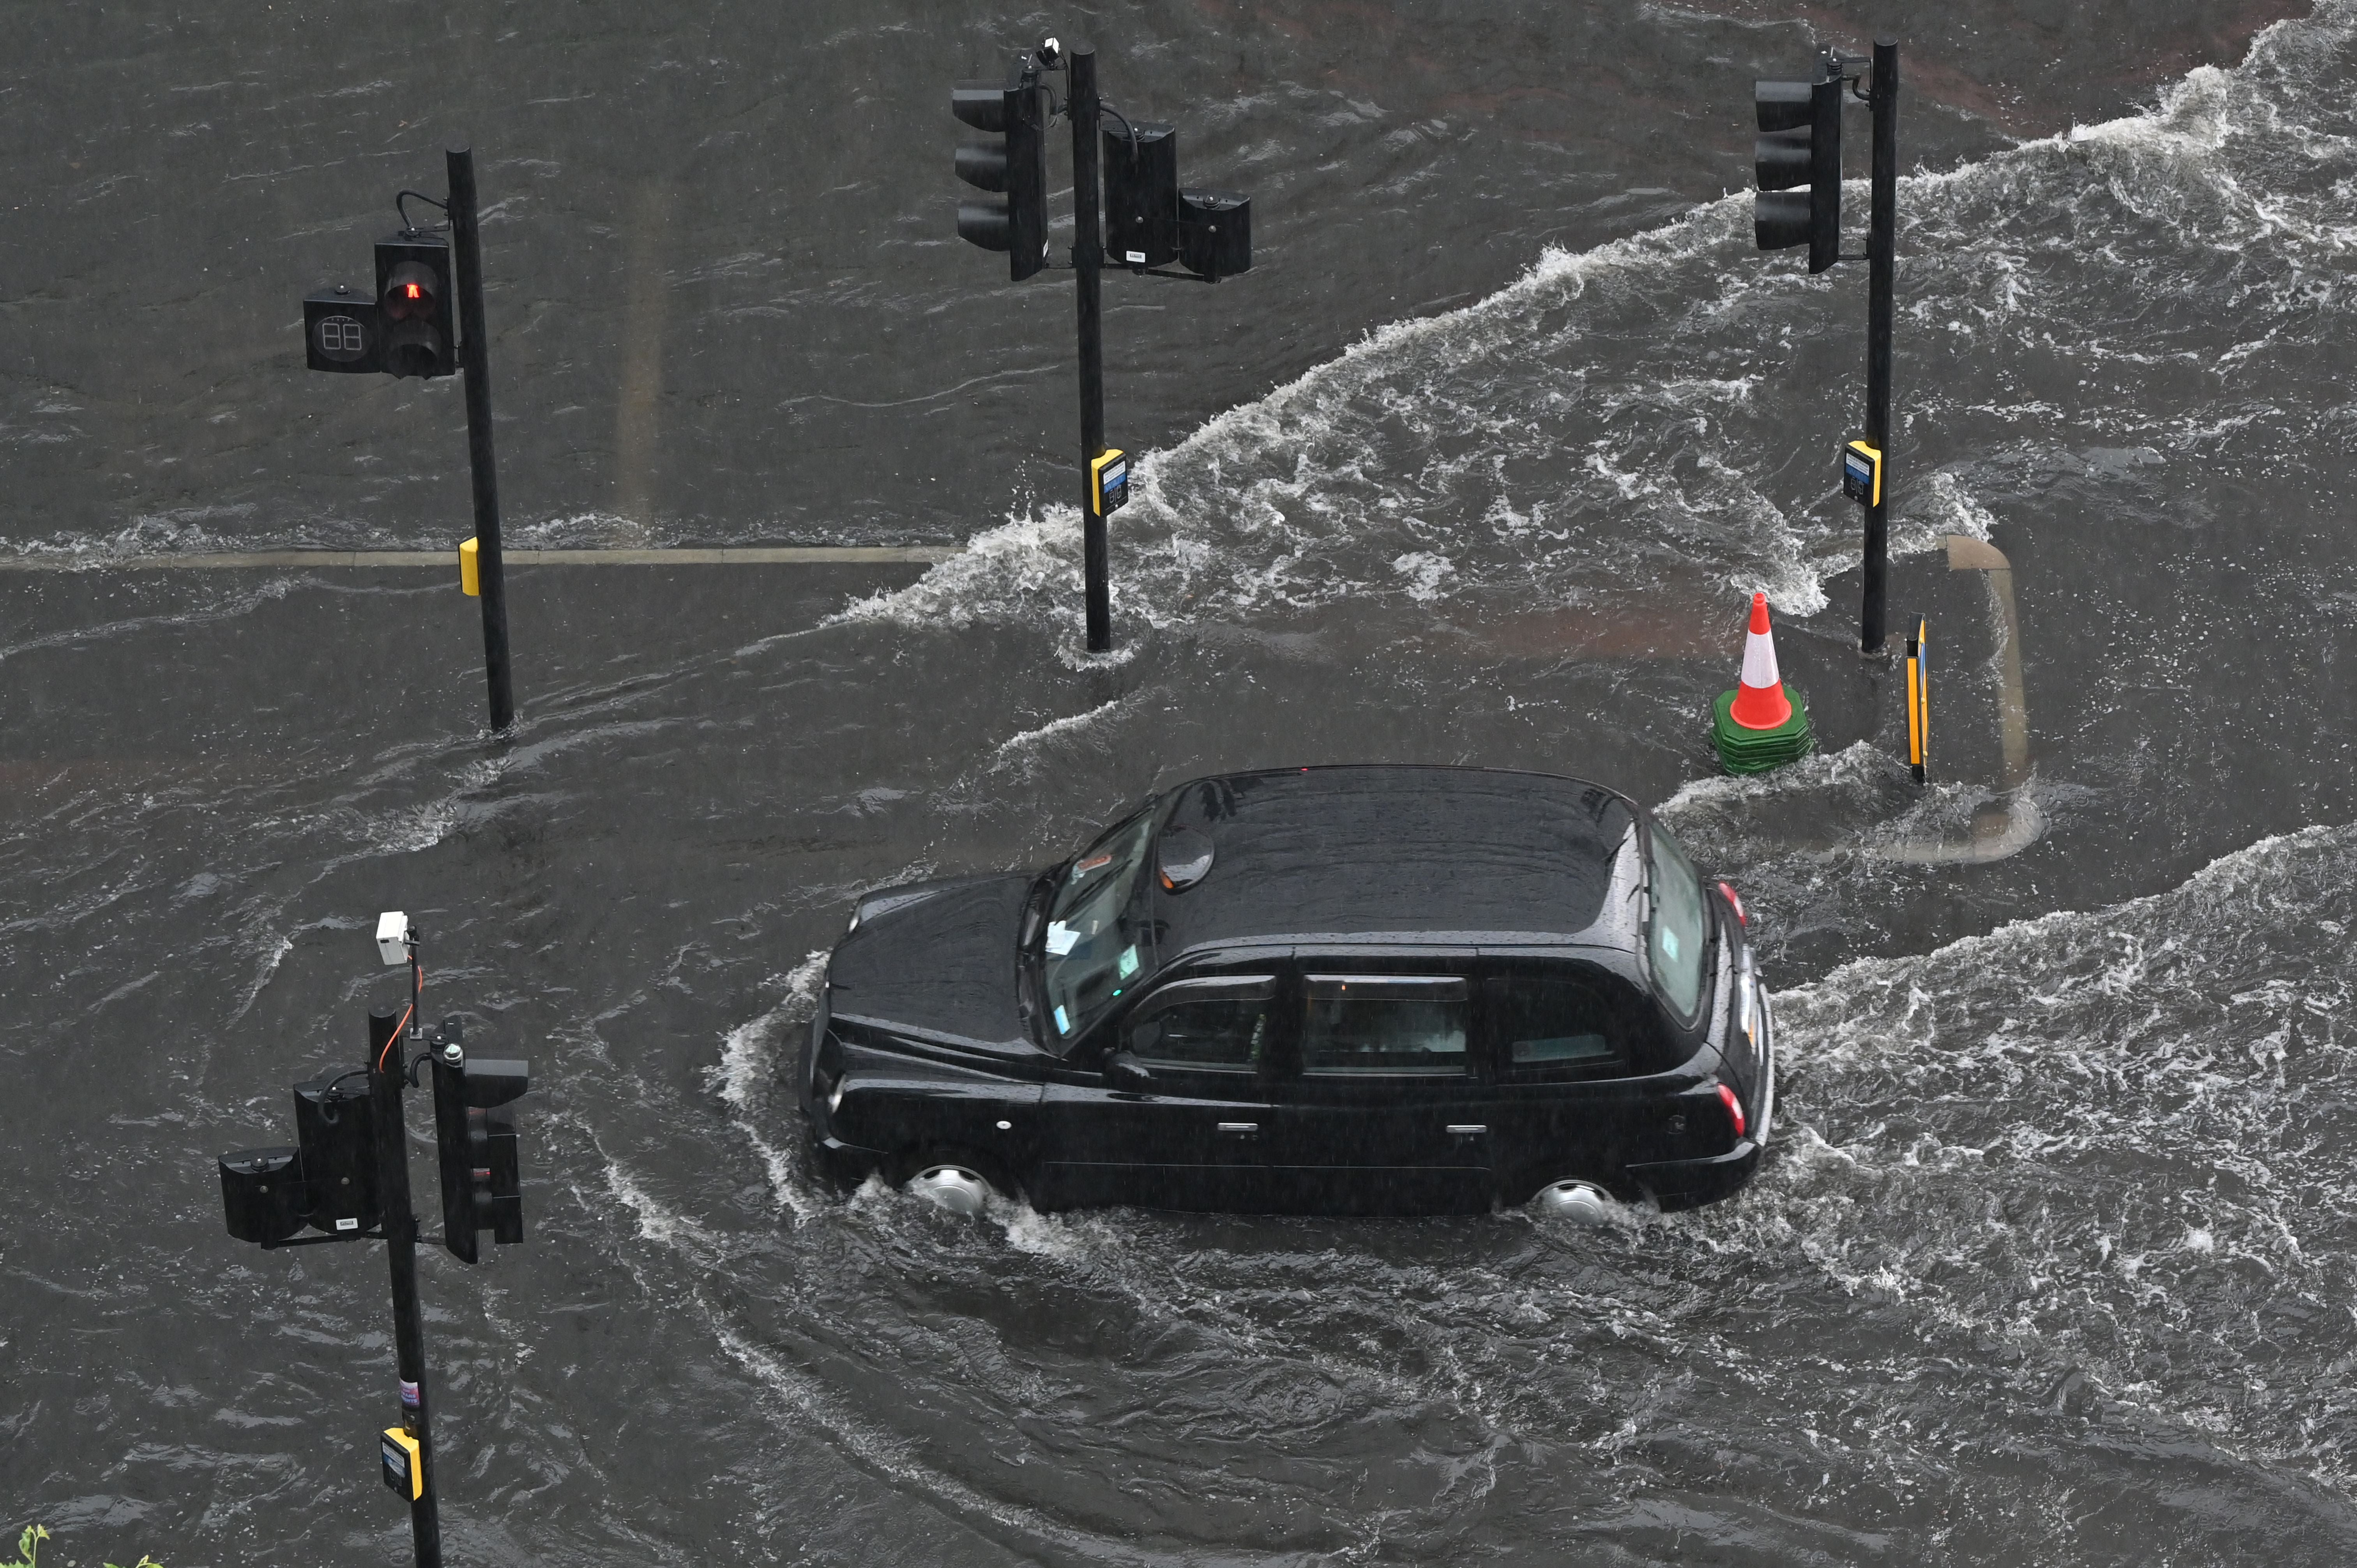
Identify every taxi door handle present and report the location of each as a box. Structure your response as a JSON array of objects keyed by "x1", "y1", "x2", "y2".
[
  {"x1": 1217, "y1": 1121, "x2": 1259, "y2": 1137},
  {"x1": 1445, "y1": 1123, "x2": 1488, "y2": 1137}
]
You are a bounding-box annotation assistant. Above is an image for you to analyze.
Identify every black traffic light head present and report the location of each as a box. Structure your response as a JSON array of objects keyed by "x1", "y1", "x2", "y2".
[
  {"x1": 1101, "y1": 119, "x2": 1252, "y2": 282},
  {"x1": 217, "y1": 1061, "x2": 377, "y2": 1247},
  {"x1": 1177, "y1": 190, "x2": 1251, "y2": 281},
  {"x1": 293, "y1": 1071, "x2": 380, "y2": 1235},
  {"x1": 219, "y1": 1146, "x2": 306, "y2": 1244},
  {"x1": 430, "y1": 1022, "x2": 529, "y2": 1264},
  {"x1": 374, "y1": 233, "x2": 456, "y2": 378},
  {"x1": 1103, "y1": 122, "x2": 1178, "y2": 269},
  {"x1": 954, "y1": 79, "x2": 1051, "y2": 281},
  {"x1": 1753, "y1": 68, "x2": 1842, "y2": 273},
  {"x1": 304, "y1": 285, "x2": 382, "y2": 374}
]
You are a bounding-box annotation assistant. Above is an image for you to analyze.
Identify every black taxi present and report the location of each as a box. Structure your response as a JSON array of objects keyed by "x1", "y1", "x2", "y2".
[{"x1": 800, "y1": 765, "x2": 1774, "y2": 1219}]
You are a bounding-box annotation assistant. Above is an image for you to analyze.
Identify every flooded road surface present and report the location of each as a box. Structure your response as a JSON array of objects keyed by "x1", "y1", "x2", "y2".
[{"x1": 4, "y1": 1, "x2": 2355, "y2": 1563}]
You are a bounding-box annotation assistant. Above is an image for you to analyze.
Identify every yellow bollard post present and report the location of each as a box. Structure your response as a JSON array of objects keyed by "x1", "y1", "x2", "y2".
[
  {"x1": 458, "y1": 538, "x2": 481, "y2": 597},
  {"x1": 1905, "y1": 616, "x2": 1928, "y2": 783}
]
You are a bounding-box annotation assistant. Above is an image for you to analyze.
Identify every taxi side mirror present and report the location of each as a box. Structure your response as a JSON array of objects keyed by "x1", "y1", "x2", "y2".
[{"x1": 1106, "y1": 1051, "x2": 1155, "y2": 1092}]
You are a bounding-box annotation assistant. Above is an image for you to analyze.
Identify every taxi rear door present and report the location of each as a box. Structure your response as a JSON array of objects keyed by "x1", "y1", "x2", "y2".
[{"x1": 1257, "y1": 958, "x2": 1493, "y2": 1214}]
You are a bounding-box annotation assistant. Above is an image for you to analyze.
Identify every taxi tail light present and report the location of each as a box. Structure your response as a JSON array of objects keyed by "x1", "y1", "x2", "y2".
[
  {"x1": 1718, "y1": 881, "x2": 1747, "y2": 926},
  {"x1": 1715, "y1": 1082, "x2": 1747, "y2": 1140}
]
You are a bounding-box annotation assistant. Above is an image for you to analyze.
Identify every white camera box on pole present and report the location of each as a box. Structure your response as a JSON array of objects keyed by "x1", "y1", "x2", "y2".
[{"x1": 376, "y1": 912, "x2": 412, "y2": 967}]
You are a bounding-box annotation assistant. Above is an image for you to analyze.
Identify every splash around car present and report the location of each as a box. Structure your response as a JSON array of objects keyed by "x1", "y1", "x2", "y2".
[{"x1": 800, "y1": 765, "x2": 1773, "y2": 1218}]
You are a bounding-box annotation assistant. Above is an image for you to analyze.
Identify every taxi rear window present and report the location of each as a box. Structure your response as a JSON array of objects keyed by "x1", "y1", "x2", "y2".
[{"x1": 1485, "y1": 966, "x2": 1676, "y2": 1079}]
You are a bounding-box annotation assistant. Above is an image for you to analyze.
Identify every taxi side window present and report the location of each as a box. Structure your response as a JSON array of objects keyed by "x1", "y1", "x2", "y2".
[
  {"x1": 1300, "y1": 975, "x2": 1469, "y2": 1076},
  {"x1": 1124, "y1": 976, "x2": 1275, "y2": 1073}
]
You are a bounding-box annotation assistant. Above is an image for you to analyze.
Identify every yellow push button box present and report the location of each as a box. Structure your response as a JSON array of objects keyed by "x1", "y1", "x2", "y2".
[
  {"x1": 381, "y1": 1426, "x2": 423, "y2": 1501},
  {"x1": 1841, "y1": 440, "x2": 1883, "y2": 507},
  {"x1": 1088, "y1": 449, "x2": 1130, "y2": 519}
]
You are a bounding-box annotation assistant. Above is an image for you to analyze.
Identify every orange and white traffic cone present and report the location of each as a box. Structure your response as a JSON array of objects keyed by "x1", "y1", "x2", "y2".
[
  {"x1": 1712, "y1": 592, "x2": 1814, "y2": 773},
  {"x1": 1730, "y1": 593, "x2": 1793, "y2": 730}
]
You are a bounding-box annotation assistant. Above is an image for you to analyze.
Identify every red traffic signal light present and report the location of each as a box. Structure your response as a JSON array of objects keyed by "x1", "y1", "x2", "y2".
[{"x1": 374, "y1": 234, "x2": 457, "y2": 378}]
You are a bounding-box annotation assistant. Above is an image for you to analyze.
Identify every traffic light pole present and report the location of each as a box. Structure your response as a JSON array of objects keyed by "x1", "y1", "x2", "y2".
[
  {"x1": 1861, "y1": 40, "x2": 1898, "y2": 654},
  {"x1": 1069, "y1": 47, "x2": 1112, "y2": 654},
  {"x1": 446, "y1": 147, "x2": 516, "y2": 729},
  {"x1": 367, "y1": 1002, "x2": 441, "y2": 1568},
  {"x1": 217, "y1": 922, "x2": 530, "y2": 1555}
]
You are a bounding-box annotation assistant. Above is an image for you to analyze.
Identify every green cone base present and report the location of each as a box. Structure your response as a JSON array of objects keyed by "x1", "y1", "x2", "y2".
[{"x1": 1712, "y1": 688, "x2": 1814, "y2": 775}]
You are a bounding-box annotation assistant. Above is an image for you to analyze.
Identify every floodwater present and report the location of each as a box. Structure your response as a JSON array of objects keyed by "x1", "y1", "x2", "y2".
[{"x1": 5, "y1": 0, "x2": 2356, "y2": 1563}]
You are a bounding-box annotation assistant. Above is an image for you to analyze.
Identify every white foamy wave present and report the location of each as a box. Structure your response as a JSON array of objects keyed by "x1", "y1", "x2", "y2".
[
  {"x1": 1899, "y1": 471, "x2": 1998, "y2": 558},
  {"x1": 842, "y1": 203, "x2": 1857, "y2": 640},
  {"x1": 1654, "y1": 740, "x2": 1899, "y2": 825},
  {"x1": 369, "y1": 800, "x2": 458, "y2": 855},
  {"x1": 225, "y1": 933, "x2": 297, "y2": 1026},
  {"x1": 0, "y1": 510, "x2": 255, "y2": 564},
  {"x1": 704, "y1": 1319, "x2": 1141, "y2": 1558},
  {"x1": 1742, "y1": 822, "x2": 2357, "y2": 1485},
  {"x1": 707, "y1": 952, "x2": 829, "y2": 1113},
  {"x1": 598, "y1": 1155, "x2": 730, "y2": 1262},
  {"x1": 986, "y1": 697, "x2": 1134, "y2": 776},
  {"x1": 1778, "y1": 823, "x2": 2350, "y2": 1047},
  {"x1": 709, "y1": 952, "x2": 829, "y2": 1222},
  {"x1": 831, "y1": 503, "x2": 1095, "y2": 631}
]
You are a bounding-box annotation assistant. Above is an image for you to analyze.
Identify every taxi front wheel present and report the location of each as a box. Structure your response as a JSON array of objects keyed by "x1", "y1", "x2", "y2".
[{"x1": 900, "y1": 1149, "x2": 1018, "y2": 1217}]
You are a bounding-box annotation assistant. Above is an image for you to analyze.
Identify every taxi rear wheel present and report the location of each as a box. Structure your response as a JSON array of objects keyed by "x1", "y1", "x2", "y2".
[
  {"x1": 1529, "y1": 1178, "x2": 1613, "y2": 1224},
  {"x1": 1511, "y1": 1171, "x2": 1631, "y2": 1224}
]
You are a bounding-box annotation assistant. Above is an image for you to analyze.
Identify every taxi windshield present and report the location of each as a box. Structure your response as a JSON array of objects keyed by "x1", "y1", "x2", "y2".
[{"x1": 1042, "y1": 812, "x2": 1158, "y2": 1044}]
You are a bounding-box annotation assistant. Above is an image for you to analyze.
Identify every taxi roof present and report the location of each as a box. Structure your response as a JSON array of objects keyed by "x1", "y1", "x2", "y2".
[{"x1": 1148, "y1": 765, "x2": 1640, "y2": 955}]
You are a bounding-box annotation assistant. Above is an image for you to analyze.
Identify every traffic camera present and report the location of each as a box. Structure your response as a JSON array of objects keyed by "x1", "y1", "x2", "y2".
[{"x1": 376, "y1": 910, "x2": 413, "y2": 965}]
